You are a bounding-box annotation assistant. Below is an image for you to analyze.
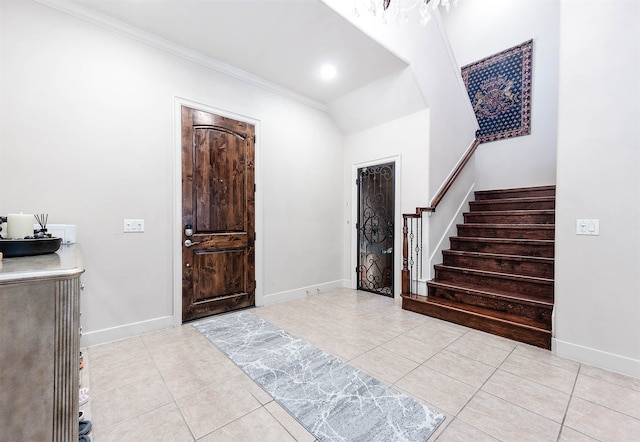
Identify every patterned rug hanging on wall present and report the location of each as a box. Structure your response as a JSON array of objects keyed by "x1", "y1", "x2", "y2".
[{"x1": 462, "y1": 39, "x2": 533, "y2": 143}]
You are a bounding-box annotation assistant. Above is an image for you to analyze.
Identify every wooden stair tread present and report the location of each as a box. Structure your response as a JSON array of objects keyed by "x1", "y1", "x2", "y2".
[
  {"x1": 476, "y1": 184, "x2": 556, "y2": 193},
  {"x1": 451, "y1": 236, "x2": 554, "y2": 245},
  {"x1": 464, "y1": 210, "x2": 555, "y2": 215},
  {"x1": 425, "y1": 296, "x2": 550, "y2": 330},
  {"x1": 456, "y1": 224, "x2": 556, "y2": 240},
  {"x1": 402, "y1": 294, "x2": 551, "y2": 334},
  {"x1": 457, "y1": 223, "x2": 555, "y2": 229},
  {"x1": 474, "y1": 185, "x2": 556, "y2": 199},
  {"x1": 471, "y1": 196, "x2": 556, "y2": 204},
  {"x1": 442, "y1": 250, "x2": 554, "y2": 278},
  {"x1": 442, "y1": 249, "x2": 554, "y2": 263},
  {"x1": 470, "y1": 197, "x2": 556, "y2": 210},
  {"x1": 450, "y1": 237, "x2": 554, "y2": 258},
  {"x1": 433, "y1": 264, "x2": 553, "y2": 285},
  {"x1": 427, "y1": 280, "x2": 554, "y2": 306},
  {"x1": 464, "y1": 212, "x2": 555, "y2": 225}
]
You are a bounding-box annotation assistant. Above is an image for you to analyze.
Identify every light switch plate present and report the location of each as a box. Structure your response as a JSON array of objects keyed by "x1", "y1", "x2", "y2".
[
  {"x1": 576, "y1": 219, "x2": 599, "y2": 235},
  {"x1": 124, "y1": 219, "x2": 145, "y2": 233}
]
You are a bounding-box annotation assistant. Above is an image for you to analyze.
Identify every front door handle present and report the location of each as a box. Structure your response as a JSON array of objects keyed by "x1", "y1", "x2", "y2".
[{"x1": 184, "y1": 239, "x2": 200, "y2": 248}]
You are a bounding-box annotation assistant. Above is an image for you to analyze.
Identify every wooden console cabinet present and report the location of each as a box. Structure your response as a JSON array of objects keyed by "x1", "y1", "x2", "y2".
[{"x1": 0, "y1": 245, "x2": 84, "y2": 441}]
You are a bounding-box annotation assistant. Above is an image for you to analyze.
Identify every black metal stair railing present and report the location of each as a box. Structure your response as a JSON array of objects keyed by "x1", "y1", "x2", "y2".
[{"x1": 401, "y1": 214, "x2": 424, "y2": 296}]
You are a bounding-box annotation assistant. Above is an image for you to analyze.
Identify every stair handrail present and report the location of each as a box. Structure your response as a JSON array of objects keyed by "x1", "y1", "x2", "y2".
[
  {"x1": 428, "y1": 137, "x2": 480, "y2": 211},
  {"x1": 425, "y1": 137, "x2": 481, "y2": 214},
  {"x1": 402, "y1": 137, "x2": 480, "y2": 295}
]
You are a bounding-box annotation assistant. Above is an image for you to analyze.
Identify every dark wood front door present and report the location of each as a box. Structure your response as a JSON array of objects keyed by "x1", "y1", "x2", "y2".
[{"x1": 181, "y1": 106, "x2": 255, "y2": 322}]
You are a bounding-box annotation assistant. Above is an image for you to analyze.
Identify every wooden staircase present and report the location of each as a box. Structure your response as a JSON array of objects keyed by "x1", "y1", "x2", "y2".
[{"x1": 402, "y1": 185, "x2": 556, "y2": 349}]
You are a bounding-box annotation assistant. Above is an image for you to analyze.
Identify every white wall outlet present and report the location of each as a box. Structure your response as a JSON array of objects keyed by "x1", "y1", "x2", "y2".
[
  {"x1": 47, "y1": 224, "x2": 77, "y2": 244},
  {"x1": 576, "y1": 219, "x2": 599, "y2": 235},
  {"x1": 124, "y1": 219, "x2": 145, "y2": 233}
]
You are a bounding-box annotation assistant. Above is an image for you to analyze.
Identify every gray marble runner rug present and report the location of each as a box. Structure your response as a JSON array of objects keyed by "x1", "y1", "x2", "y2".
[{"x1": 194, "y1": 311, "x2": 445, "y2": 442}]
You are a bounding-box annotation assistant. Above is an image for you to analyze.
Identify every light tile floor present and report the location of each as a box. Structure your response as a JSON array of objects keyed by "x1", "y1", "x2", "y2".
[{"x1": 82, "y1": 289, "x2": 640, "y2": 441}]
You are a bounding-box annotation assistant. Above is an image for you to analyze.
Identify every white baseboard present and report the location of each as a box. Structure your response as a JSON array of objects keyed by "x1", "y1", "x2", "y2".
[
  {"x1": 261, "y1": 279, "x2": 350, "y2": 306},
  {"x1": 81, "y1": 315, "x2": 174, "y2": 348},
  {"x1": 409, "y1": 278, "x2": 428, "y2": 295},
  {"x1": 553, "y1": 338, "x2": 640, "y2": 379},
  {"x1": 81, "y1": 280, "x2": 351, "y2": 348}
]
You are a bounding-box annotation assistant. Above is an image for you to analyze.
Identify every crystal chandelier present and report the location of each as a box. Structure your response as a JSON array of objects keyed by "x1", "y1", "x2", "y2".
[{"x1": 353, "y1": 0, "x2": 458, "y2": 26}]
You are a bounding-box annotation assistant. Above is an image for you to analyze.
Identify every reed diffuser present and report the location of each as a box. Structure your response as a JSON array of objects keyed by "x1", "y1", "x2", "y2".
[{"x1": 34, "y1": 213, "x2": 51, "y2": 238}]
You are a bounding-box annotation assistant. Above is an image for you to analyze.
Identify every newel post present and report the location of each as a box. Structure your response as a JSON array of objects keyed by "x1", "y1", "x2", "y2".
[{"x1": 402, "y1": 216, "x2": 410, "y2": 295}]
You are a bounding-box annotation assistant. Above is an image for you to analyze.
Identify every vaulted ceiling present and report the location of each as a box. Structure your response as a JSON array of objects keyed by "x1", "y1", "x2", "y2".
[{"x1": 43, "y1": 0, "x2": 408, "y2": 105}]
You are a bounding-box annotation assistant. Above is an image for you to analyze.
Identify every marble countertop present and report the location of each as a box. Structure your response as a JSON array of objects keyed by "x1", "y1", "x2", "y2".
[{"x1": 0, "y1": 244, "x2": 84, "y2": 283}]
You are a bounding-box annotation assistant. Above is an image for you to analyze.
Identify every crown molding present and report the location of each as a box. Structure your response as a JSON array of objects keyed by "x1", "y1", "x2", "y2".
[{"x1": 34, "y1": 0, "x2": 329, "y2": 112}]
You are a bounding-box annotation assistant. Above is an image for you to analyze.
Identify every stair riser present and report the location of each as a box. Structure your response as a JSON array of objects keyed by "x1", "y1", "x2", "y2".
[
  {"x1": 457, "y1": 225, "x2": 555, "y2": 240},
  {"x1": 470, "y1": 200, "x2": 555, "y2": 211},
  {"x1": 464, "y1": 213, "x2": 555, "y2": 224},
  {"x1": 434, "y1": 268, "x2": 553, "y2": 300},
  {"x1": 450, "y1": 238, "x2": 554, "y2": 258},
  {"x1": 474, "y1": 188, "x2": 556, "y2": 201},
  {"x1": 443, "y1": 253, "x2": 554, "y2": 278},
  {"x1": 402, "y1": 296, "x2": 551, "y2": 349},
  {"x1": 427, "y1": 285, "x2": 552, "y2": 324}
]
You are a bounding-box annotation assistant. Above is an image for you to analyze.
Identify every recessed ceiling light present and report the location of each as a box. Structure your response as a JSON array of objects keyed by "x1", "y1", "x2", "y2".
[{"x1": 320, "y1": 64, "x2": 337, "y2": 80}]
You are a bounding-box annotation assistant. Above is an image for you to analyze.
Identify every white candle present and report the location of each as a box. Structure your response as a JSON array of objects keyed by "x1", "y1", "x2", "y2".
[{"x1": 7, "y1": 213, "x2": 35, "y2": 239}]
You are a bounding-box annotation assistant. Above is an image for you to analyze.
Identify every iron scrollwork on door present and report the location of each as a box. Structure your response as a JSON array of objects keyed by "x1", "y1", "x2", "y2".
[{"x1": 357, "y1": 163, "x2": 395, "y2": 297}]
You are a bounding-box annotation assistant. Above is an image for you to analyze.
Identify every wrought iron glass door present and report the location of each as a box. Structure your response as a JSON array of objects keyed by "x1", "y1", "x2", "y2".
[{"x1": 357, "y1": 162, "x2": 395, "y2": 297}]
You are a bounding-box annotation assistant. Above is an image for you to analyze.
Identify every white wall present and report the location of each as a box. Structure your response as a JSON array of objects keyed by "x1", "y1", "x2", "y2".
[
  {"x1": 554, "y1": 0, "x2": 640, "y2": 378},
  {"x1": 324, "y1": 0, "x2": 477, "y2": 292},
  {"x1": 329, "y1": 67, "x2": 426, "y2": 135},
  {"x1": 427, "y1": 163, "x2": 475, "y2": 275},
  {"x1": 442, "y1": 0, "x2": 559, "y2": 190},
  {"x1": 323, "y1": 0, "x2": 477, "y2": 195},
  {"x1": 343, "y1": 110, "x2": 430, "y2": 298},
  {"x1": 0, "y1": 0, "x2": 345, "y2": 345}
]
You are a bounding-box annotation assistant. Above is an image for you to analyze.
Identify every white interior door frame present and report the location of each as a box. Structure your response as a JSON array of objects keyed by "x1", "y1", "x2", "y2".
[{"x1": 350, "y1": 155, "x2": 402, "y2": 301}]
